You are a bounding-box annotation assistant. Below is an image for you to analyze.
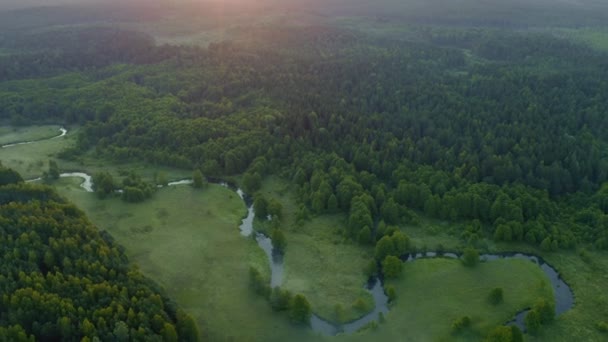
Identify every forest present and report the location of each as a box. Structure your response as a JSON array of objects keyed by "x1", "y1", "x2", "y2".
[
  {"x1": 0, "y1": 166, "x2": 198, "y2": 341},
  {"x1": 2, "y1": 0, "x2": 608, "y2": 341}
]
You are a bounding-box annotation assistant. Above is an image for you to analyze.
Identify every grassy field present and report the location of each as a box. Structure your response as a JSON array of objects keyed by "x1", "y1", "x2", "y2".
[
  {"x1": 385, "y1": 216, "x2": 608, "y2": 341},
  {"x1": 255, "y1": 177, "x2": 375, "y2": 323},
  {"x1": 0, "y1": 125, "x2": 73, "y2": 179},
  {"x1": 513, "y1": 246, "x2": 608, "y2": 342},
  {"x1": 56, "y1": 180, "x2": 321, "y2": 341},
  {"x1": 360, "y1": 258, "x2": 553, "y2": 341},
  {"x1": 0, "y1": 124, "x2": 62, "y2": 145}
]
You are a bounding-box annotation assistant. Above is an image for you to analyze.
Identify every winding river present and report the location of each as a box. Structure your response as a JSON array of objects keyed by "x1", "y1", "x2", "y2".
[
  {"x1": 223, "y1": 187, "x2": 574, "y2": 335},
  {"x1": 9, "y1": 127, "x2": 574, "y2": 336},
  {"x1": 34, "y1": 171, "x2": 576, "y2": 335}
]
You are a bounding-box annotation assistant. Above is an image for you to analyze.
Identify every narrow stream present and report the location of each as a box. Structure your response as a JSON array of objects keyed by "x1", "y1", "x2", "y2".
[{"x1": 1, "y1": 127, "x2": 67, "y2": 148}]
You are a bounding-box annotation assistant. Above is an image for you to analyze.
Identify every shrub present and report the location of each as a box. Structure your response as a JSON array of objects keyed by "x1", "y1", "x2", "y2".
[
  {"x1": 364, "y1": 260, "x2": 378, "y2": 277},
  {"x1": 385, "y1": 285, "x2": 397, "y2": 302},
  {"x1": 289, "y1": 294, "x2": 312, "y2": 324},
  {"x1": 270, "y1": 287, "x2": 292, "y2": 311},
  {"x1": 249, "y1": 266, "x2": 270, "y2": 298},
  {"x1": 485, "y1": 325, "x2": 523, "y2": 342},
  {"x1": 525, "y1": 309, "x2": 542, "y2": 334},
  {"x1": 382, "y1": 256, "x2": 403, "y2": 279},
  {"x1": 451, "y1": 316, "x2": 471, "y2": 334},
  {"x1": 489, "y1": 287, "x2": 503, "y2": 305},
  {"x1": 462, "y1": 247, "x2": 479, "y2": 267}
]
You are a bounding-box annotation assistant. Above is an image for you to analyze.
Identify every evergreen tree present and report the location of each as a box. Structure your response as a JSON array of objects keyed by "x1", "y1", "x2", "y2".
[{"x1": 289, "y1": 294, "x2": 312, "y2": 324}]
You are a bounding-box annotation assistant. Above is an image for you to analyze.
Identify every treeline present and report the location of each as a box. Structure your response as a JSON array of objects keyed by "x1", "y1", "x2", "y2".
[
  {"x1": 0, "y1": 27, "x2": 182, "y2": 81},
  {"x1": 0, "y1": 167, "x2": 199, "y2": 341}
]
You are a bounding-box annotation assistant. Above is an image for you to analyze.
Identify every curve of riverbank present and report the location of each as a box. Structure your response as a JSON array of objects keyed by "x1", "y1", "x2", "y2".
[{"x1": 1, "y1": 127, "x2": 67, "y2": 148}]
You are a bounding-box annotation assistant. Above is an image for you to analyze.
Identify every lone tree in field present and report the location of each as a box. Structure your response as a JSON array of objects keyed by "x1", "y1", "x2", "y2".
[
  {"x1": 289, "y1": 294, "x2": 312, "y2": 324},
  {"x1": 192, "y1": 170, "x2": 206, "y2": 188},
  {"x1": 489, "y1": 287, "x2": 504, "y2": 305},
  {"x1": 462, "y1": 247, "x2": 479, "y2": 267}
]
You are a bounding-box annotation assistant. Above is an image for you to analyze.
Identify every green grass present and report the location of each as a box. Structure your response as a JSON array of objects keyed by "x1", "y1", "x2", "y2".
[
  {"x1": 56, "y1": 181, "x2": 320, "y2": 341},
  {"x1": 255, "y1": 177, "x2": 375, "y2": 323},
  {"x1": 0, "y1": 125, "x2": 73, "y2": 179},
  {"x1": 386, "y1": 216, "x2": 608, "y2": 342},
  {"x1": 282, "y1": 215, "x2": 374, "y2": 323},
  {"x1": 0, "y1": 124, "x2": 62, "y2": 145},
  {"x1": 361, "y1": 258, "x2": 553, "y2": 341},
  {"x1": 527, "y1": 249, "x2": 608, "y2": 342}
]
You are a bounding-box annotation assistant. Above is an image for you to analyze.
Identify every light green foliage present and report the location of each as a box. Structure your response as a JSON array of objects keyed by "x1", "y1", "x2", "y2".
[
  {"x1": 385, "y1": 285, "x2": 397, "y2": 302},
  {"x1": 270, "y1": 287, "x2": 292, "y2": 312},
  {"x1": 484, "y1": 325, "x2": 523, "y2": 342},
  {"x1": 462, "y1": 247, "x2": 479, "y2": 267},
  {"x1": 382, "y1": 256, "x2": 403, "y2": 279},
  {"x1": 451, "y1": 315, "x2": 471, "y2": 334},
  {"x1": 289, "y1": 294, "x2": 312, "y2": 324},
  {"x1": 161, "y1": 323, "x2": 178, "y2": 342},
  {"x1": 375, "y1": 235, "x2": 396, "y2": 261},
  {"x1": 113, "y1": 322, "x2": 129, "y2": 342},
  {"x1": 192, "y1": 169, "x2": 206, "y2": 188},
  {"x1": 364, "y1": 259, "x2": 378, "y2": 277},
  {"x1": 250, "y1": 266, "x2": 271, "y2": 298},
  {"x1": 358, "y1": 226, "x2": 372, "y2": 245},
  {"x1": 525, "y1": 309, "x2": 542, "y2": 334}
]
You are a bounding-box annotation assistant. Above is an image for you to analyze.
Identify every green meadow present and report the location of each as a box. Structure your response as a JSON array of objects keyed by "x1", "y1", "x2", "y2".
[
  {"x1": 0, "y1": 124, "x2": 62, "y2": 145},
  {"x1": 374, "y1": 258, "x2": 553, "y2": 341},
  {"x1": 0, "y1": 125, "x2": 72, "y2": 179},
  {"x1": 56, "y1": 180, "x2": 319, "y2": 341},
  {"x1": 254, "y1": 178, "x2": 375, "y2": 323}
]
